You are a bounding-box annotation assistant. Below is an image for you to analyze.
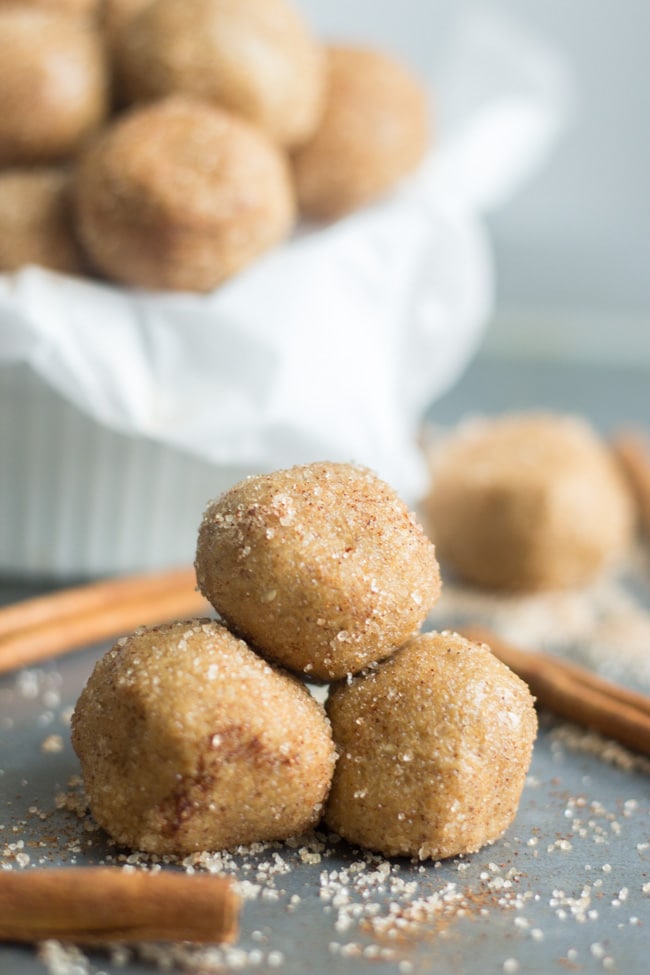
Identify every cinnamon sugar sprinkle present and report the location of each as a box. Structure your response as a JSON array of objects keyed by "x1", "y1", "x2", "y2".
[
  {"x1": 2, "y1": 738, "x2": 647, "y2": 975},
  {"x1": 2, "y1": 545, "x2": 650, "y2": 974}
]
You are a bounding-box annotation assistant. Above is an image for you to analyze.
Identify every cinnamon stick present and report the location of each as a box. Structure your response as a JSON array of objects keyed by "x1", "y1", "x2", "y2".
[
  {"x1": 0, "y1": 568, "x2": 209, "y2": 675},
  {"x1": 0, "y1": 868, "x2": 240, "y2": 945},
  {"x1": 460, "y1": 625, "x2": 650, "y2": 757},
  {"x1": 0, "y1": 568, "x2": 198, "y2": 639},
  {"x1": 611, "y1": 429, "x2": 650, "y2": 535}
]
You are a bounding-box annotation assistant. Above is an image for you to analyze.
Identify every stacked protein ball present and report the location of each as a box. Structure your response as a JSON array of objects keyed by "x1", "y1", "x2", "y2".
[
  {"x1": 72, "y1": 462, "x2": 537, "y2": 860},
  {"x1": 0, "y1": 0, "x2": 431, "y2": 290}
]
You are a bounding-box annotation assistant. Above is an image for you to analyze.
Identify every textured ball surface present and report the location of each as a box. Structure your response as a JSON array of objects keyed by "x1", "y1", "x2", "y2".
[
  {"x1": 325, "y1": 630, "x2": 537, "y2": 860},
  {"x1": 196, "y1": 462, "x2": 441, "y2": 680},
  {"x1": 72, "y1": 619, "x2": 335, "y2": 855}
]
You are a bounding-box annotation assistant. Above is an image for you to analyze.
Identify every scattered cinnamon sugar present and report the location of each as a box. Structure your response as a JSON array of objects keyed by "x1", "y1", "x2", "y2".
[
  {"x1": 3, "y1": 760, "x2": 648, "y2": 975},
  {"x1": 3, "y1": 530, "x2": 650, "y2": 974}
]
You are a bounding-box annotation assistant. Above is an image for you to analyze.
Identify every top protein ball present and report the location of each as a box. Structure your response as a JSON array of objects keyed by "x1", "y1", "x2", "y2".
[
  {"x1": 196, "y1": 462, "x2": 441, "y2": 681},
  {"x1": 425, "y1": 412, "x2": 634, "y2": 590},
  {"x1": 113, "y1": 0, "x2": 325, "y2": 148}
]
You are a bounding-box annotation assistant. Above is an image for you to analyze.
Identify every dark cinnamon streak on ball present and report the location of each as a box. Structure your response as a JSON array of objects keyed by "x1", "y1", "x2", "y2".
[{"x1": 71, "y1": 619, "x2": 335, "y2": 855}]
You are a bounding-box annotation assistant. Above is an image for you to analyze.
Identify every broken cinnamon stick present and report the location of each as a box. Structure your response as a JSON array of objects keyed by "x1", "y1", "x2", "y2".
[
  {"x1": 0, "y1": 567, "x2": 209, "y2": 675},
  {"x1": 0, "y1": 868, "x2": 240, "y2": 945},
  {"x1": 460, "y1": 625, "x2": 650, "y2": 757},
  {"x1": 612, "y1": 429, "x2": 650, "y2": 536}
]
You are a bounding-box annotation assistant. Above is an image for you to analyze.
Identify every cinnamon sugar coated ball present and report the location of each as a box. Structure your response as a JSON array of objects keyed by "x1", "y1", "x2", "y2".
[
  {"x1": 114, "y1": 0, "x2": 325, "y2": 148},
  {"x1": 0, "y1": 8, "x2": 108, "y2": 166},
  {"x1": 325, "y1": 631, "x2": 537, "y2": 860},
  {"x1": 195, "y1": 462, "x2": 441, "y2": 681},
  {"x1": 425, "y1": 413, "x2": 634, "y2": 591},
  {"x1": 73, "y1": 96, "x2": 295, "y2": 291},
  {"x1": 0, "y1": 169, "x2": 85, "y2": 275},
  {"x1": 71, "y1": 620, "x2": 335, "y2": 855},
  {"x1": 292, "y1": 45, "x2": 430, "y2": 219}
]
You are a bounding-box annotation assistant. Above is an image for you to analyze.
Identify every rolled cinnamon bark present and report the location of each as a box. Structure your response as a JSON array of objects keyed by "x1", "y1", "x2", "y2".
[{"x1": 0, "y1": 868, "x2": 240, "y2": 945}]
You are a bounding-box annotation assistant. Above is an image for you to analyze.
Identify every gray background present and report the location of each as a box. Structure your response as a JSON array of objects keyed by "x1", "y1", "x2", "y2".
[{"x1": 300, "y1": 0, "x2": 650, "y2": 334}]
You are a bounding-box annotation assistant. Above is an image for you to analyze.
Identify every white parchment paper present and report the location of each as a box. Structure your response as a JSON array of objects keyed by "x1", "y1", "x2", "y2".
[{"x1": 0, "y1": 8, "x2": 571, "y2": 502}]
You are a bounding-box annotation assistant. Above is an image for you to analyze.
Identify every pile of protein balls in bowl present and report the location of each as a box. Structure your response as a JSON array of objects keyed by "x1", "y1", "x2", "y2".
[
  {"x1": 0, "y1": 0, "x2": 430, "y2": 291},
  {"x1": 72, "y1": 462, "x2": 538, "y2": 861}
]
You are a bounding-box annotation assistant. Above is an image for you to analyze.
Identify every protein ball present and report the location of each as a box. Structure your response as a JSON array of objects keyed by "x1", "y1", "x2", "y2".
[
  {"x1": 425, "y1": 412, "x2": 635, "y2": 591},
  {"x1": 0, "y1": 8, "x2": 108, "y2": 166},
  {"x1": 71, "y1": 620, "x2": 335, "y2": 855},
  {"x1": 195, "y1": 462, "x2": 441, "y2": 681},
  {"x1": 0, "y1": 169, "x2": 85, "y2": 275},
  {"x1": 73, "y1": 96, "x2": 295, "y2": 291},
  {"x1": 292, "y1": 45, "x2": 430, "y2": 220},
  {"x1": 113, "y1": 0, "x2": 325, "y2": 149},
  {"x1": 325, "y1": 630, "x2": 537, "y2": 860}
]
